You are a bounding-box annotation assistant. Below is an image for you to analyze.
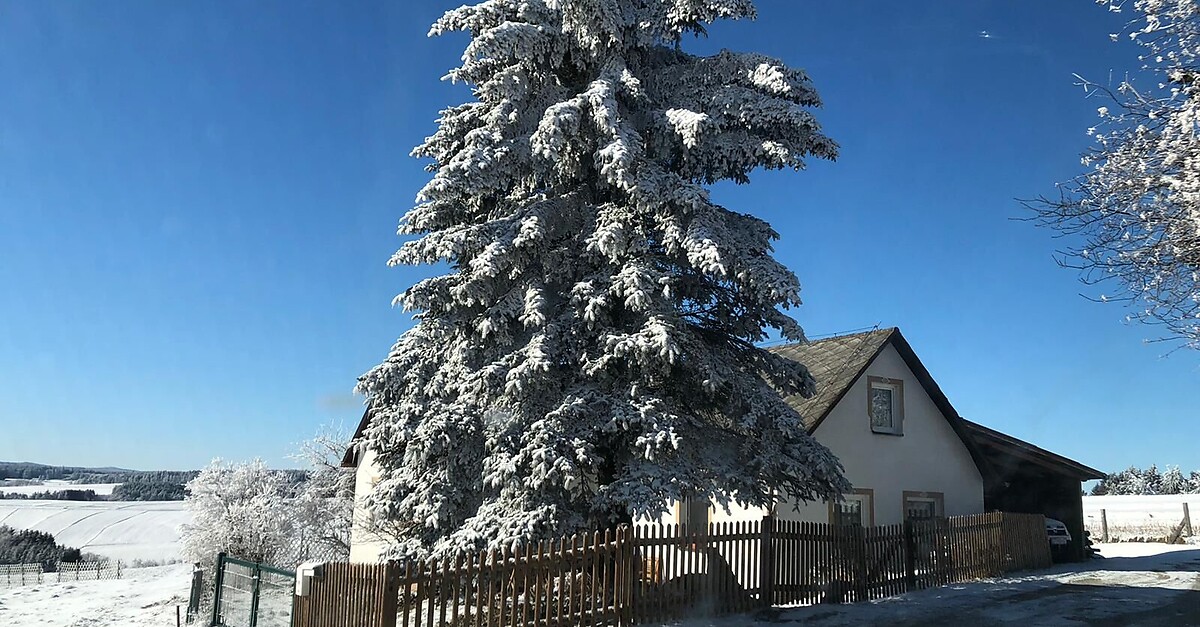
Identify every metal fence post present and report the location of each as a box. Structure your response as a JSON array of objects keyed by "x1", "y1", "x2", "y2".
[
  {"x1": 210, "y1": 552, "x2": 227, "y2": 627},
  {"x1": 249, "y1": 562, "x2": 262, "y2": 627}
]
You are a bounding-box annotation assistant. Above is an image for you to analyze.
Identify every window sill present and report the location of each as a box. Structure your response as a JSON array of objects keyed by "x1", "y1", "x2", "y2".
[{"x1": 870, "y1": 429, "x2": 904, "y2": 437}]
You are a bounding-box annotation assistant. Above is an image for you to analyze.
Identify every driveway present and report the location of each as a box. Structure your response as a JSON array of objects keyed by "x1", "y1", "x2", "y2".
[{"x1": 678, "y1": 543, "x2": 1200, "y2": 627}]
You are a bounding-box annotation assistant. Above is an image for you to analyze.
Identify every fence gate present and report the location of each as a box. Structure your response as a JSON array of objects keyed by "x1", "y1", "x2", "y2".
[
  {"x1": 292, "y1": 562, "x2": 399, "y2": 627},
  {"x1": 211, "y1": 552, "x2": 297, "y2": 627}
]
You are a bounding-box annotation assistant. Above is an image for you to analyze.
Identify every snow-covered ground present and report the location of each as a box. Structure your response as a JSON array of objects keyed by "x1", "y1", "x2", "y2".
[
  {"x1": 0, "y1": 564, "x2": 191, "y2": 627},
  {"x1": 0, "y1": 481, "x2": 120, "y2": 496},
  {"x1": 0, "y1": 501, "x2": 189, "y2": 562},
  {"x1": 1083, "y1": 494, "x2": 1200, "y2": 541},
  {"x1": 670, "y1": 543, "x2": 1200, "y2": 626}
]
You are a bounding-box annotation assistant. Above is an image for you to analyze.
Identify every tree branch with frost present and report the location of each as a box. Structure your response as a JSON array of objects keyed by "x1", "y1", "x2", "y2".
[{"x1": 1027, "y1": 0, "x2": 1200, "y2": 349}]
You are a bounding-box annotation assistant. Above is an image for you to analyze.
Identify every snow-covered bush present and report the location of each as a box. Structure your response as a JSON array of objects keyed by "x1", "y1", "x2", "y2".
[
  {"x1": 358, "y1": 0, "x2": 848, "y2": 560},
  {"x1": 180, "y1": 438, "x2": 354, "y2": 569},
  {"x1": 180, "y1": 459, "x2": 294, "y2": 569},
  {"x1": 285, "y1": 429, "x2": 354, "y2": 565}
]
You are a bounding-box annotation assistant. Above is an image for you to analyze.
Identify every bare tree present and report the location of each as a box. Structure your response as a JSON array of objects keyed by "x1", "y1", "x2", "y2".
[
  {"x1": 288, "y1": 427, "x2": 355, "y2": 563},
  {"x1": 1027, "y1": 0, "x2": 1200, "y2": 349}
]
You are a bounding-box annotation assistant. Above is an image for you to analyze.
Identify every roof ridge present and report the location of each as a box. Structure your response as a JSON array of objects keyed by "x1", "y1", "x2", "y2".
[
  {"x1": 768, "y1": 325, "x2": 893, "y2": 350},
  {"x1": 820, "y1": 329, "x2": 888, "y2": 396}
]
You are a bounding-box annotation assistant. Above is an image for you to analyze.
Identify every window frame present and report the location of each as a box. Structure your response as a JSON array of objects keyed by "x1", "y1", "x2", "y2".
[
  {"x1": 867, "y1": 376, "x2": 905, "y2": 435},
  {"x1": 902, "y1": 490, "x2": 945, "y2": 521},
  {"x1": 828, "y1": 488, "x2": 875, "y2": 527}
]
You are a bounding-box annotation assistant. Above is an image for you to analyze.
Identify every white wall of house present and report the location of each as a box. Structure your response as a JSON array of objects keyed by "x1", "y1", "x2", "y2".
[
  {"x1": 348, "y1": 448, "x2": 389, "y2": 563},
  {"x1": 777, "y1": 343, "x2": 984, "y2": 526},
  {"x1": 654, "y1": 342, "x2": 985, "y2": 529}
]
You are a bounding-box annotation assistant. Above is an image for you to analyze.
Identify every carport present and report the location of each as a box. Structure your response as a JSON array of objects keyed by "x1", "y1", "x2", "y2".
[{"x1": 962, "y1": 419, "x2": 1105, "y2": 561}]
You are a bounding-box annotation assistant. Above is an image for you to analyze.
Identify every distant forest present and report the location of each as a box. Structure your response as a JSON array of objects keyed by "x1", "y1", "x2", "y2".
[
  {"x1": 1090, "y1": 465, "x2": 1200, "y2": 496},
  {"x1": 0, "y1": 462, "x2": 197, "y2": 484},
  {"x1": 0, "y1": 525, "x2": 82, "y2": 566},
  {"x1": 0, "y1": 462, "x2": 309, "y2": 501}
]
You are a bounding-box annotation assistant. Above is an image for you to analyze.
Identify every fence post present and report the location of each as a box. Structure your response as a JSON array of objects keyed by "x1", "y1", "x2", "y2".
[
  {"x1": 248, "y1": 562, "x2": 262, "y2": 627},
  {"x1": 1183, "y1": 503, "x2": 1193, "y2": 538},
  {"x1": 1100, "y1": 509, "x2": 1108, "y2": 543},
  {"x1": 187, "y1": 566, "x2": 204, "y2": 621},
  {"x1": 615, "y1": 525, "x2": 637, "y2": 625},
  {"x1": 210, "y1": 552, "x2": 227, "y2": 627},
  {"x1": 902, "y1": 520, "x2": 916, "y2": 591},
  {"x1": 381, "y1": 561, "x2": 401, "y2": 627},
  {"x1": 854, "y1": 525, "x2": 868, "y2": 602},
  {"x1": 759, "y1": 515, "x2": 774, "y2": 608}
]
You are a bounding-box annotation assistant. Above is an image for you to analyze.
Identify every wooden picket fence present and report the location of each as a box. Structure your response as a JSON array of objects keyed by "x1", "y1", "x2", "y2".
[{"x1": 293, "y1": 512, "x2": 1050, "y2": 627}]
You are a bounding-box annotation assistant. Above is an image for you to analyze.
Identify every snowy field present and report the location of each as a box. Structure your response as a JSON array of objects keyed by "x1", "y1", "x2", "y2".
[
  {"x1": 1083, "y1": 494, "x2": 1200, "y2": 541},
  {"x1": 0, "y1": 481, "x2": 120, "y2": 496},
  {"x1": 0, "y1": 501, "x2": 189, "y2": 562},
  {"x1": 0, "y1": 563, "x2": 190, "y2": 626}
]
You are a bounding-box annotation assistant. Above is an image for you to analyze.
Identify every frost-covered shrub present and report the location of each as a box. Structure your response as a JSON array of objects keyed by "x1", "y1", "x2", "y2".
[{"x1": 180, "y1": 460, "x2": 294, "y2": 569}]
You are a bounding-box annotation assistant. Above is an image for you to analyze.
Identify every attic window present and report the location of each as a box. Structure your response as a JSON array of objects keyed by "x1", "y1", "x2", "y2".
[{"x1": 868, "y1": 376, "x2": 903, "y2": 435}]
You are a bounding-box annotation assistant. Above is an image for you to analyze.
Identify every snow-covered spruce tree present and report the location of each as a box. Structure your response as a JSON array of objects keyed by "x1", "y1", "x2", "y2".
[
  {"x1": 1030, "y1": 0, "x2": 1200, "y2": 348},
  {"x1": 1160, "y1": 465, "x2": 1187, "y2": 495},
  {"x1": 358, "y1": 0, "x2": 847, "y2": 559}
]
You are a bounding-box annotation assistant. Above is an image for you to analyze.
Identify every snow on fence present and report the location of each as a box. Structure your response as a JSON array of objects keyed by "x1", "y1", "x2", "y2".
[
  {"x1": 0, "y1": 560, "x2": 121, "y2": 588},
  {"x1": 292, "y1": 512, "x2": 1050, "y2": 627}
]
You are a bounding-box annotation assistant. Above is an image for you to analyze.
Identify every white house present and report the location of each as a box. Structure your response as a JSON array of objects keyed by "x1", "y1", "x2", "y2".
[
  {"x1": 669, "y1": 327, "x2": 986, "y2": 531},
  {"x1": 343, "y1": 327, "x2": 1101, "y2": 563}
]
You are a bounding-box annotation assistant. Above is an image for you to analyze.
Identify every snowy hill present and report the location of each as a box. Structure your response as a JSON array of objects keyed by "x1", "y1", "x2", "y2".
[
  {"x1": 0, "y1": 501, "x2": 189, "y2": 562},
  {"x1": 1084, "y1": 494, "x2": 1200, "y2": 540},
  {"x1": 0, "y1": 481, "x2": 120, "y2": 496}
]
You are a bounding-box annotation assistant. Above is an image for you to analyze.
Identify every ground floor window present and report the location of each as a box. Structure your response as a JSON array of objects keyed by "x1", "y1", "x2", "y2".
[
  {"x1": 830, "y1": 488, "x2": 875, "y2": 527},
  {"x1": 677, "y1": 497, "x2": 709, "y2": 534},
  {"x1": 902, "y1": 490, "x2": 944, "y2": 521}
]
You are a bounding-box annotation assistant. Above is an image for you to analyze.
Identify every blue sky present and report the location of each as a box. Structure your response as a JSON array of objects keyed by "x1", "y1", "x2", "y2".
[{"x1": 0, "y1": 1, "x2": 1196, "y2": 474}]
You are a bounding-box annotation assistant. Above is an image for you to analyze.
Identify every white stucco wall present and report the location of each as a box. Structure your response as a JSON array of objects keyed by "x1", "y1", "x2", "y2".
[
  {"x1": 348, "y1": 448, "x2": 389, "y2": 563},
  {"x1": 653, "y1": 343, "x2": 984, "y2": 529},
  {"x1": 777, "y1": 343, "x2": 984, "y2": 525}
]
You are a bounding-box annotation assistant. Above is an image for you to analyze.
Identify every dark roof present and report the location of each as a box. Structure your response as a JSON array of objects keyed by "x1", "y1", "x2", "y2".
[
  {"x1": 344, "y1": 327, "x2": 1100, "y2": 487},
  {"x1": 773, "y1": 327, "x2": 998, "y2": 484},
  {"x1": 961, "y1": 418, "x2": 1105, "y2": 481},
  {"x1": 770, "y1": 328, "x2": 894, "y2": 431},
  {"x1": 341, "y1": 405, "x2": 372, "y2": 468}
]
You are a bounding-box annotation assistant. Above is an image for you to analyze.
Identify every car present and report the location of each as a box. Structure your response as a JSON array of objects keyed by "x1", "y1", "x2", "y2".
[{"x1": 1046, "y1": 517, "x2": 1071, "y2": 547}]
